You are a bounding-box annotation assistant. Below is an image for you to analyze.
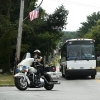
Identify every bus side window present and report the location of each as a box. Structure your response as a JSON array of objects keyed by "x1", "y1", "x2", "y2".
[{"x1": 61, "y1": 44, "x2": 67, "y2": 62}]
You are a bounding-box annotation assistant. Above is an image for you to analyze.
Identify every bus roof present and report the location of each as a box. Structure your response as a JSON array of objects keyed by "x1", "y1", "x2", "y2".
[{"x1": 66, "y1": 38, "x2": 94, "y2": 42}]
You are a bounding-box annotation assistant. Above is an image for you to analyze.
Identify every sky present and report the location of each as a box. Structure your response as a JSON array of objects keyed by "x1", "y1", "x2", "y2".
[{"x1": 37, "y1": 0, "x2": 100, "y2": 31}]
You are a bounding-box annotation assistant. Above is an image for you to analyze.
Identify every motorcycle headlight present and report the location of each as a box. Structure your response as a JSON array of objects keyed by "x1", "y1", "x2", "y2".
[{"x1": 90, "y1": 67, "x2": 96, "y2": 69}]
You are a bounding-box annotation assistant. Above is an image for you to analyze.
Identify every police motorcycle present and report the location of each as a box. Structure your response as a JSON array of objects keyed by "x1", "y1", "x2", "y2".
[{"x1": 14, "y1": 56, "x2": 60, "y2": 91}]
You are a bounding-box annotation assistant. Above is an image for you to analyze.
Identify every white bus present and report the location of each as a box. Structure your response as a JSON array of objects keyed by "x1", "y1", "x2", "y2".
[{"x1": 60, "y1": 39, "x2": 96, "y2": 79}]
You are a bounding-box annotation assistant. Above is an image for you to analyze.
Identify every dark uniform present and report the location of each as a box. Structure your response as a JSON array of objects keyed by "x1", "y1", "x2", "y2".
[
  {"x1": 32, "y1": 50, "x2": 44, "y2": 78},
  {"x1": 33, "y1": 56, "x2": 44, "y2": 77}
]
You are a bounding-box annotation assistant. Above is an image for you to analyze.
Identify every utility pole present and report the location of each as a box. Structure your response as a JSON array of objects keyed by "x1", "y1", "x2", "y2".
[{"x1": 16, "y1": 0, "x2": 24, "y2": 63}]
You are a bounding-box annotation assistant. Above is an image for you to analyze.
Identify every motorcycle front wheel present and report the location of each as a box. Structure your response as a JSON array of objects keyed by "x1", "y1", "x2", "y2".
[{"x1": 14, "y1": 77, "x2": 28, "y2": 91}]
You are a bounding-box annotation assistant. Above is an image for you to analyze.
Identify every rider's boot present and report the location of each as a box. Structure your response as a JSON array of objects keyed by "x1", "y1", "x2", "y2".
[{"x1": 37, "y1": 73, "x2": 41, "y2": 84}]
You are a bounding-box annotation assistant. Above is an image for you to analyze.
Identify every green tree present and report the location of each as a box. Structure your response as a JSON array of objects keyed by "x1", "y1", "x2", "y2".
[
  {"x1": 0, "y1": 0, "x2": 11, "y2": 16},
  {"x1": 22, "y1": 5, "x2": 69, "y2": 59},
  {"x1": 0, "y1": 15, "x2": 17, "y2": 73},
  {"x1": 61, "y1": 31, "x2": 79, "y2": 43},
  {"x1": 47, "y1": 5, "x2": 68, "y2": 31},
  {"x1": 0, "y1": 0, "x2": 69, "y2": 73},
  {"x1": 78, "y1": 12, "x2": 100, "y2": 37},
  {"x1": 84, "y1": 20, "x2": 100, "y2": 52}
]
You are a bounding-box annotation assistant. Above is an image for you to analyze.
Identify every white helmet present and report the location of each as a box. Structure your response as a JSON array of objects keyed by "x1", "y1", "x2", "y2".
[{"x1": 34, "y1": 49, "x2": 41, "y2": 54}]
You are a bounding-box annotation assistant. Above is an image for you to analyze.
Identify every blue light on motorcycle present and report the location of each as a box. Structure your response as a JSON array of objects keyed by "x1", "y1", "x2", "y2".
[
  {"x1": 23, "y1": 66, "x2": 26, "y2": 69},
  {"x1": 15, "y1": 68, "x2": 19, "y2": 73}
]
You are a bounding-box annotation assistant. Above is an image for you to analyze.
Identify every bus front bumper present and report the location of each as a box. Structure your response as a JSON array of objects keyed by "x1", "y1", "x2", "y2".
[{"x1": 65, "y1": 69, "x2": 96, "y2": 76}]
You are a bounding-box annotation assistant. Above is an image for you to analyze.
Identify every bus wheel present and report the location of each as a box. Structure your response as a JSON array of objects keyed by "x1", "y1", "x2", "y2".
[{"x1": 91, "y1": 75, "x2": 95, "y2": 79}]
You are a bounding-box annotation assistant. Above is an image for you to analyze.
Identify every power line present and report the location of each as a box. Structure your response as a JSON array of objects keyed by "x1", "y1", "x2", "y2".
[
  {"x1": 67, "y1": 0, "x2": 100, "y2": 8},
  {"x1": 54, "y1": 0, "x2": 100, "y2": 9}
]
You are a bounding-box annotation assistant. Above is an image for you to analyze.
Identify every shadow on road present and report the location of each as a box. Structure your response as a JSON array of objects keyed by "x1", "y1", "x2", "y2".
[
  {"x1": 60, "y1": 76, "x2": 94, "y2": 80},
  {"x1": 25, "y1": 89, "x2": 59, "y2": 91}
]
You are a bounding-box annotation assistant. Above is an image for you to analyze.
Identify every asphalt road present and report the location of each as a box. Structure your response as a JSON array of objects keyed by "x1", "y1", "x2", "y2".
[{"x1": 1, "y1": 72, "x2": 100, "y2": 100}]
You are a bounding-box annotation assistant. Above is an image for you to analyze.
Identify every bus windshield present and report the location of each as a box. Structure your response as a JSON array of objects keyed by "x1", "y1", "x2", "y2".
[{"x1": 67, "y1": 41, "x2": 95, "y2": 60}]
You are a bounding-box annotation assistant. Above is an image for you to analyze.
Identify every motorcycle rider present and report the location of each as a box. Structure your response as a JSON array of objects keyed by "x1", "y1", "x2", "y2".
[{"x1": 32, "y1": 49, "x2": 44, "y2": 83}]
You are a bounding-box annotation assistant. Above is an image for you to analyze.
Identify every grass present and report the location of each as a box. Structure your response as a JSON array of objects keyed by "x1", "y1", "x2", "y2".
[
  {"x1": 0, "y1": 74, "x2": 14, "y2": 86},
  {"x1": 96, "y1": 67, "x2": 100, "y2": 72}
]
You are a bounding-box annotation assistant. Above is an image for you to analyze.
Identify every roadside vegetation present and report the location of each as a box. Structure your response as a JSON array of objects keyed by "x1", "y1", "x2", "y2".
[
  {"x1": 96, "y1": 67, "x2": 100, "y2": 72},
  {"x1": 50, "y1": 55, "x2": 60, "y2": 66},
  {"x1": 0, "y1": 0, "x2": 69, "y2": 73},
  {"x1": 0, "y1": 74, "x2": 14, "y2": 86}
]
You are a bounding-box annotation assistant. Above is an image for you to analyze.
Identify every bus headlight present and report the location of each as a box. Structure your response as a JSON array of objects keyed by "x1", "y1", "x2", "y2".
[
  {"x1": 90, "y1": 67, "x2": 96, "y2": 69},
  {"x1": 67, "y1": 67, "x2": 74, "y2": 70}
]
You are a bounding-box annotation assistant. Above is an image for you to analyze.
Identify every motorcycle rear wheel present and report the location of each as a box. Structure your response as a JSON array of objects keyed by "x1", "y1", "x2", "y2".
[
  {"x1": 44, "y1": 74, "x2": 54, "y2": 90},
  {"x1": 14, "y1": 77, "x2": 28, "y2": 91}
]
